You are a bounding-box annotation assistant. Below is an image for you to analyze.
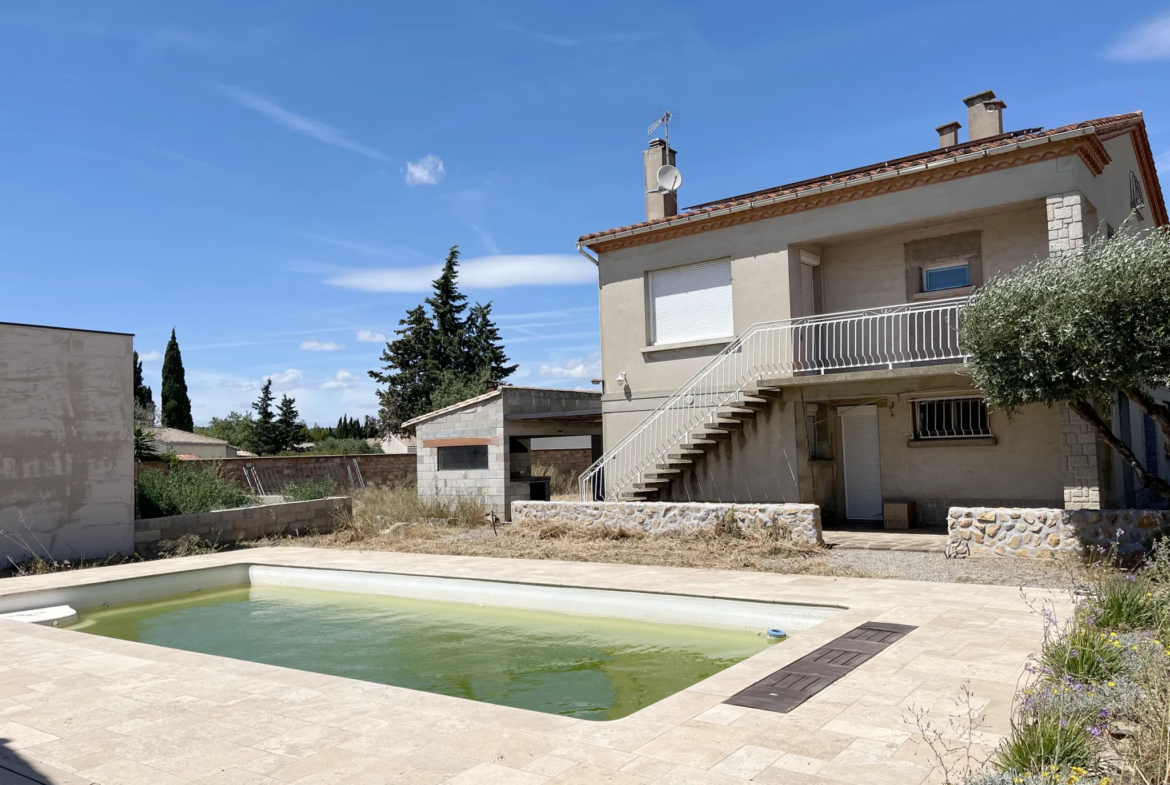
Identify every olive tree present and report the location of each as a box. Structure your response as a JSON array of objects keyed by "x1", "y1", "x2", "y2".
[{"x1": 962, "y1": 224, "x2": 1170, "y2": 500}]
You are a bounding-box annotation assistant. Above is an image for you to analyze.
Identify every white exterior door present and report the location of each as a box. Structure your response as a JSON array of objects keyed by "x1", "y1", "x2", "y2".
[{"x1": 841, "y1": 404, "x2": 882, "y2": 520}]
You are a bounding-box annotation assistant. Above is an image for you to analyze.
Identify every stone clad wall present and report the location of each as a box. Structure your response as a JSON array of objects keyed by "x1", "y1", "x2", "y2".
[
  {"x1": 511, "y1": 501, "x2": 823, "y2": 546},
  {"x1": 948, "y1": 506, "x2": 1170, "y2": 558},
  {"x1": 134, "y1": 496, "x2": 351, "y2": 554}
]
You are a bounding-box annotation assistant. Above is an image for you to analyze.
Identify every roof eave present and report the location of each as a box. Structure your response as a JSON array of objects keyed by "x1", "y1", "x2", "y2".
[{"x1": 580, "y1": 126, "x2": 1100, "y2": 250}]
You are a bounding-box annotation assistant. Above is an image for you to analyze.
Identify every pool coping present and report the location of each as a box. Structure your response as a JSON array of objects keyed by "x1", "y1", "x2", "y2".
[{"x1": 0, "y1": 547, "x2": 1070, "y2": 785}]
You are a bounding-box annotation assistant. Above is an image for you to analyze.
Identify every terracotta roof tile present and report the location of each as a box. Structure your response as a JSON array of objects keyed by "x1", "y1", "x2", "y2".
[{"x1": 579, "y1": 112, "x2": 1160, "y2": 244}]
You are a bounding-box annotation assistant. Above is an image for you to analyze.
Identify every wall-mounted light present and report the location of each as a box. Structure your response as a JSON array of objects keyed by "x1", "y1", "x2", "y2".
[{"x1": 616, "y1": 371, "x2": 628, "y2": 386}]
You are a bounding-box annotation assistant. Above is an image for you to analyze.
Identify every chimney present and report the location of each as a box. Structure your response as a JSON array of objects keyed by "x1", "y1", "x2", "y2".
[
  {"x1": 644, "y1": 138, "x2": 677, "y2": 221},
  {"x1": 963, "y1": 90, "x2": 1007, "y2": 141},
  {"x1": 935, "y1": 121, "x2": 962, "y2": 148}
]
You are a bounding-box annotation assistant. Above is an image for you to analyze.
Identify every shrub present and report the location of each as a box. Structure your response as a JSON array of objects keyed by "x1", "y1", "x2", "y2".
[
  {"x1": 533, "y1": 464, "x2": 579, "y2": 498},
  {"x1": 343, "y1": 484, "x2": 488, "y2": 539},
  {"x1": 282, "y1": 478, "x2": 337, "y2": 502},
  {"x1": 136, "y1": 468, "x2": 256, "y2": 518},
  {"x1": 1040, "y1": 625, "x2": 1122, "y2": 682},
  {"x1": 294, "y1": 438, "x2": 378, "y2": 456},
  {"x1": 1088, "y1": 572, "x2": 1163, "y2": 633},
  {"x1": 994, "y1": 715, "x2": 1097, "y2": 776}
]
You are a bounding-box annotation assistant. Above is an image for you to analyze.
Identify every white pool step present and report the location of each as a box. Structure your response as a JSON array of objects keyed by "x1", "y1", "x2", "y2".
[{"x1": 0, "y1": 605, "x2": 78, "y2": 626}]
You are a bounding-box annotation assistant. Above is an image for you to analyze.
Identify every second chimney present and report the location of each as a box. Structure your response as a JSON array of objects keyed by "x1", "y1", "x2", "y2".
[
  {"x1": 936, "y1": 121, "x2": 962, "y2": 148},
  {"x1": 644, "y1": 138, "x2": 677, "y2": 221},
  {"x1": 964, "y1": 90, "x2": 1007, "y2": 141}
]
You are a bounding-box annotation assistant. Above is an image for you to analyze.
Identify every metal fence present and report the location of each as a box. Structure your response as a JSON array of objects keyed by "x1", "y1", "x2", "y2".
[
  {"x1": 241, "y1": 458, "x2": 366, "y2": 497},
  {"x1": 579, "y1": 297, "x2": 969, "y2": 501}
]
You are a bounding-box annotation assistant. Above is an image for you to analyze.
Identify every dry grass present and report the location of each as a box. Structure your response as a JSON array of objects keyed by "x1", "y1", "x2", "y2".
[
  {"x1": 287, "y1": 486, "x2": 863, "y2": 576},
  {"x1": 533, "y1": 464, "x2": 578, "y2": 498}
]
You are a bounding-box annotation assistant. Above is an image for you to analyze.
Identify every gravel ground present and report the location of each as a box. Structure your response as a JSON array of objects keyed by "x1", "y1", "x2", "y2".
[{"x1": 825, "y1": 548, "x2": 1078, "y2": 588}]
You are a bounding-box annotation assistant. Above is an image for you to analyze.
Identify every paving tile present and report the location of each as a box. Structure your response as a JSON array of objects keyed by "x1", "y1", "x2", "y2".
[
  {"x1": 75, "y1": 756, "x2": 190, "y2": 785},
  {"x1": 523, "y1": 755, "x2": 577, "y2": 777},
  {"x1": 0, "y1": 720, "x2": 58, "y2": 749},
  {"x1": 632, "y1": 722, "x2": 757, "y2": 769},
  {"x1": 708, "y1": 744, "x2": 782, "y2": 778},
  {"x1": 545, "y1": 762, "x2": 653, "y2": 784},
  {"x1": 653, "y1": 765, "x2": 753, "y2": 784},
  {"x1": 444, "y1": 761, "x2": 548, "y2": 785}
]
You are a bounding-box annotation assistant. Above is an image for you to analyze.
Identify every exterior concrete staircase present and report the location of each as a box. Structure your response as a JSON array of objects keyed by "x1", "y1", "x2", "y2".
[{"x1": 579, "y1": 299, "x2": 970, "y2": 502}]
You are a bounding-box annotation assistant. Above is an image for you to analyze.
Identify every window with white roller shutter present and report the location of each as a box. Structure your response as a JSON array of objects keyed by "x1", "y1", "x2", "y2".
[{"x1": 649, "y1": 259, "x2": 733, "y2": 346}]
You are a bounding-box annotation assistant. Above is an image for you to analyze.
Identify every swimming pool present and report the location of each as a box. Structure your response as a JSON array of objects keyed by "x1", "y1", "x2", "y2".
[{"x1": 3, "y1": 565, "x2": 841, "y2": 720}]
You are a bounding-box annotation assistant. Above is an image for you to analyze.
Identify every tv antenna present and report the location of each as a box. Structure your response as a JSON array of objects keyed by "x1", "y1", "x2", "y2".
[
  {"x1": 647, "y1": 109, "x2": 682, "y2": 194},
  {"x1": 647, "y1": 109, "x2": 675, "y2": 150}
]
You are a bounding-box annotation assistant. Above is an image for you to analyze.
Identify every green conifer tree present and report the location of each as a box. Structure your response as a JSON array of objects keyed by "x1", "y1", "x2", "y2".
[
  {"x1": 133, "y1": 351, "x2": 155, "y2": 414},
  {"x1": 465, "y1": 302, "x2": 518, "y2": 381},
  {"x1": 276, "y1": 395, "x2": 303, "y2": 453},
  {"x1": 160, "y1": 329, "x2": 193, "y2": 431},
  {"x1": 249, "y1": 379, "x2": 278, "y2": 455}
]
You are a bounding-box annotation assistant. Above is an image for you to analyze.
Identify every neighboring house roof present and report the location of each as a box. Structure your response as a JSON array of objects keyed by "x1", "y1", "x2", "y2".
[
  {"x1": 175, "y1": 454, "x2": 201, "y2": 461},
  {"x1": 235, "y1": 450, "x2": 258, "y2": 458},
  {"x1": 369, "y1": 434, "x2": 417, "y2": 447},
  {"x1": 150, "y1": 427, "x2": 230, "y2": 446},
  {"x1": 579, "y1": 112, "x2": 1167, "y2": 251},
  {"x1": 400, "y1": 386, "x2": 602, "y2": 430}
]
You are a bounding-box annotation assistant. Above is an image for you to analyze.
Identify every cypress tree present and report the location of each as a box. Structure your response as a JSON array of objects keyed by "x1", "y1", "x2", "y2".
[
  {"x1": 249, "y1": 379, "x2": 278, "y2": 455},
  {"x1": 160, "y1": 329, "x2": 193, "y2": 431},
  {"x1": 133, "y1": 351, "x2": 154, "y2": 413}
]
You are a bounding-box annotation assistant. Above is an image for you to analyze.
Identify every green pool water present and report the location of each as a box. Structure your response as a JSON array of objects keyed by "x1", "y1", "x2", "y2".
[{"x1": 68, "y1": 585, "x2": 772, "y2": 720}]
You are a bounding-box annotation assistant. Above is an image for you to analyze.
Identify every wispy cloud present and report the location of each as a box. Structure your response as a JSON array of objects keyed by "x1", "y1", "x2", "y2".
[
  {"x1": 496, "y1": 23, "x2": 578, "y2": 47},
  {"x1": 1103, "y1": 11, "x2": 1170, "y2": 61},
  {"x1": 496, "y1": 23, "x2": 660, "y2": 48},
  {"x1": 454, "y1": 190, "x2": 500, "y2": 255},
  {"x1": 265, "y1": 369, "x2": 304, "y2": 389},
  {"x1": 326, "y1": 254, "x2": 596, "y2": 293},
  {"x1": 539, "y1": 356, "x2": 600, "y2": 379},
  {"x1": 495, "y1": 306, "x2": 598, "y2": 323},
  {"x1": 405, "y1": 154, "x2": 445, "y2": 185},
  {"x1": 221, "y1": 86, "x2": 392, "y2": 163},
  {"x1": 138, "y1": 350, "x2": 161, "y2": 362},
  {"x1": 300, "y1": 234, "x2": 419, "y2": 259},
  {"x1": 356, "y1": 329, "x2": 387, "y2": 342},
  {"x1": 321, "y1": 370, "x2": 357, "y2": 389},
  {"x1": 299, "y1": 339, "x2": 343, "y2": 351}
]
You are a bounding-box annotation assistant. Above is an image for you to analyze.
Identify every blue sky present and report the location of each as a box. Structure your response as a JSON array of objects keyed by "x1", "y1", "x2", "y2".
[{"x1": 2, "y1": 2, "x2": 1168, "y2": 426}]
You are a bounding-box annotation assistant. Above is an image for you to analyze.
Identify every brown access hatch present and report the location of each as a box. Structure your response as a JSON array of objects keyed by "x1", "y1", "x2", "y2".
[{"x1": 724, "y1": 621, "x2": 916, "y2": 714}]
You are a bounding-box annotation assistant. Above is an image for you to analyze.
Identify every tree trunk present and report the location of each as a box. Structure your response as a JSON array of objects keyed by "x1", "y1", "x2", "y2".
[
  {"x1": 1126, "y1": 389, "x2": 1170, "y2": 451},
  {"x1": 1068, "y1": 399, "x2": 1170, "y2": 502}
]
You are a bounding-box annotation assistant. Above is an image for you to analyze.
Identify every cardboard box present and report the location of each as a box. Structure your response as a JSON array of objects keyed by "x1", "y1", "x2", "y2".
[{"x1": 883, "y1": 501, "x2": 917, "y2": 529}]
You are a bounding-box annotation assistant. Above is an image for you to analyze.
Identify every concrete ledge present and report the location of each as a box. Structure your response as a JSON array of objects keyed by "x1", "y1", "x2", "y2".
[
  {"x1": 135, "y1": 496, "x2": 351, "y2": 553},
  {"x1": 512, "y1": 500, "x2": 823, "y2": 546},
  {"x1": 948, "y1": 506, "x2": 1170, "y2": 557}
]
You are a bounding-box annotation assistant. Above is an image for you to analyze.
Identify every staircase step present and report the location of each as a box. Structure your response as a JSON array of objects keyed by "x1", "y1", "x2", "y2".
[
  {"x1": 633, "y1": 477, "x2": 672, "y2": 487},
  {"x1": 739, "y1": 395, "x2": 771, "y2": 409},
  {"x1": 656, "y1": 458, "x2": 693, "y2": 468},
  {"x1": 693, "y1": 429, "x2": 730, "y2": 441},
  {"x1": 707, "y1": 418, "x2": 743, "y2": 430},
  {"x1": 718, "y1": 406, "x2": 758, "y2": 420},
  {"x1": 645, "y1": 467, "x2": 682, "y2": 476}
]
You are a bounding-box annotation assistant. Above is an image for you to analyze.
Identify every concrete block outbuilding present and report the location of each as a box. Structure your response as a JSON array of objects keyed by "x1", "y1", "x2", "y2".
[{"x1": 403, "y1": 386, "x2": 602, "y2": 519}]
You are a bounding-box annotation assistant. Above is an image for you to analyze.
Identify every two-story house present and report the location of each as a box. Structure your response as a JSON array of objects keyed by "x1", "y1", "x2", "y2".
[{"x1": 576, "y1": 91, "x2": 1167, "y2": 525}]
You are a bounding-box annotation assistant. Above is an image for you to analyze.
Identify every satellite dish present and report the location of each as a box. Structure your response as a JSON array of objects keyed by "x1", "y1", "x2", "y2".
[{"x1": 656, "y1": 164, "x2": 682, "y2": 193}]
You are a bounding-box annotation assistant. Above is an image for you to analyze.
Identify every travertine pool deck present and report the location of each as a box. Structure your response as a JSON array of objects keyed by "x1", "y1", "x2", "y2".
[{"x1": 0, "y1": 547, "x2": 1067, "y2": 785}]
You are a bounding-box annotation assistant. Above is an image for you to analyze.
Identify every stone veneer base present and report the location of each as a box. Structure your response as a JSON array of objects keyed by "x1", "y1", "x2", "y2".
[
  {"x1": 948, "y1": 506, "x2": 1170, "y2": 558},
  {"x1": 511, "y1": 500, "x2": 823, "y2": 546}
]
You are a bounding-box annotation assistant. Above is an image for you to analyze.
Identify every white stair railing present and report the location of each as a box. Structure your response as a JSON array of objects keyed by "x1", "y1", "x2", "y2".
[{"x1": 579, "y1": 297, "x2": 969, "y2": 501}]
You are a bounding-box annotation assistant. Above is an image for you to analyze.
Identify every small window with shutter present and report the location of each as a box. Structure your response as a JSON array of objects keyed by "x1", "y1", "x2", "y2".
[{"x1": 649, "y1": 259, "x2": 734, "y2": 345}]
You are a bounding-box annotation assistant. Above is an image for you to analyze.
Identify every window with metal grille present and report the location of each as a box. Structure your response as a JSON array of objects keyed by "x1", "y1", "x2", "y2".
[
  {"x1": 1143, "y1": 414, "x2": 1160, "y2": 481},
  {"x1": 437, "y1": 445, "x2": 488, "y2": 471},
  {"x1": 913, "y1": 397, "x2": 991, "y2": 440},
  {"x1": 1131, "y1": 171, "x2": 1147, "y2": 211}
]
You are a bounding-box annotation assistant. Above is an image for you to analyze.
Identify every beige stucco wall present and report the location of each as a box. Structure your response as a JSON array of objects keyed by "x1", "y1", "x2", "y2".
[
  {"x1": 819, "y1": 202, "x2": 1050, "y2": 314},
  {"x1": 875, "y1": 399, "x2": 1064, "y2": 523},
  {"x1": 0, "y1": 323, "x2": 134, "y2": 564}
]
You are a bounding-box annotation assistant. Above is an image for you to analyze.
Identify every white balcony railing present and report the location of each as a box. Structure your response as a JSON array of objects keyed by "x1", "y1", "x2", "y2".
[{"x1": 579, "y1": 297, "x2": 969, "y2": 501}]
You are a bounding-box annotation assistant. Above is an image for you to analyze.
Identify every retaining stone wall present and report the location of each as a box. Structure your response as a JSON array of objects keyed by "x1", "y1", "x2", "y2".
[
  {"x1": 511, "y1": 501, "x2": 823, "y2": 545},
  {"x1": 134, "y1": 496, "x2": 351, "y2": 554},
  {"x1": 948, "y1": 506, "x2": 1170, "y2": 558}
]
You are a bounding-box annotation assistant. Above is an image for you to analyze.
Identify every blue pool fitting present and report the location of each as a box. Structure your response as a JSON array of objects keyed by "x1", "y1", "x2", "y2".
[{"x1": 766, "y1": 629, "x2": 787, "y2": 640}]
